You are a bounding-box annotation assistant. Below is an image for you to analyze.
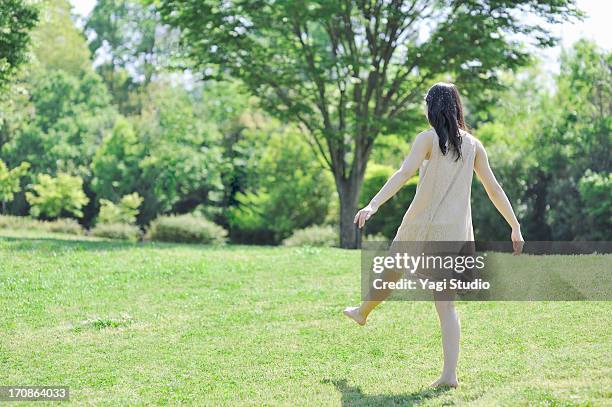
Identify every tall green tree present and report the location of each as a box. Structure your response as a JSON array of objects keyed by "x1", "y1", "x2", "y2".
[
  {"x1": 533, "y1": 40, "x2": 611, "y2": 240},
  {"x1": 85, "y1": 0, "x2": 179, "y2": 113},
  {"x1": 30, "y1": 0, "x2": 91, "y2": 76},
  {"x1": 0, "y1": 0, "x2": 38, "y2": 86},
  {"x1": 157, "y1": 0, "x2": 582, "y2": 248}
]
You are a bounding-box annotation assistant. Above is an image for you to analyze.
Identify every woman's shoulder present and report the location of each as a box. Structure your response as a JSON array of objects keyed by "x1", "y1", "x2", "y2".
[
  {"x1": 459, "y1": 129, "x2": 482, "y2": 147},
  {"x1": 416, "y1": 128, "x2": 437, "y2": 144}
]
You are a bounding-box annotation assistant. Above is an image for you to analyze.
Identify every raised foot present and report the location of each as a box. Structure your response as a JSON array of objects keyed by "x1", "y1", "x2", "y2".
[
  {"x1": 430, "y1": 376, "x2": 459, "y2": 388},
  {"x1": 343, "y1": 306, "x2": 367, "y2": 326}
]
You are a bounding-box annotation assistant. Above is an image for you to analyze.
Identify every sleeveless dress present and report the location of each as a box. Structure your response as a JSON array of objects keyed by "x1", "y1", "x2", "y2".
[{"x1": 393, "y1": 129, "x2": 477, "y2": 243}]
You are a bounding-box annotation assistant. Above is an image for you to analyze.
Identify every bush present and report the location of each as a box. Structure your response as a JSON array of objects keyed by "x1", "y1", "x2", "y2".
[
  {"x1": 0, "y1": 215, "x2": 41, "y2": 230},
  {"x1": 90, "y1": 223, "x2": 141, "y2": 241},
  {"x1": 26, "y1": 173, "x2": 89, "y2": 218},
  {"x1": 46, "y1": 218, "x2": 83, "y2": 235},
  {"x1": 146, "y1": 214, "x2": 227, "y2": 244},
  {"x1": 0, "y1": 215, "x2": 83, "y2": 235},
  {"x1": 282, "y1": 225, "x2": 338, "y2": 247},
  {"x1": 98, "y1": 193, "x2": 143, "y2": 225}
]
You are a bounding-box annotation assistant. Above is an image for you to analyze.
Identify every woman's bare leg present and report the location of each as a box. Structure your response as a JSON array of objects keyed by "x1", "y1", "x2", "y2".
[
  {"x1": 431, "y1": 295, "x2": 460, "y2": 387},
  {"x1": 343, "y1": 269, "x2": 403, "y2": 325}
]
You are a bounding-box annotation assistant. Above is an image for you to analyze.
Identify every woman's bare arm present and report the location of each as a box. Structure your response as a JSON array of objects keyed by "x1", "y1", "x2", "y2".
[
  {"x1": 474, "y1": 140, "x2": 524, "y2": 253},
  {"x1": 354, "y1": 131, "x2": 432, "y2": 228}
]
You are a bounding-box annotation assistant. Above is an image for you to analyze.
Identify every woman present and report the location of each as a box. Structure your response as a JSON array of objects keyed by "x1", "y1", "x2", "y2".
[{"x1": 343, "y1": 82, "x2": 524, "y2": 388}]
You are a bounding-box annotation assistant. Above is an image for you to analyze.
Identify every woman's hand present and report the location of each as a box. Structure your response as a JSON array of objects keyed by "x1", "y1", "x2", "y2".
[
  {"x1": 511, "y1": 225, "x2": 524, "y2": 255},
  {"x1": 354, "y1": 204, "x2": 378, "y2": 229}
]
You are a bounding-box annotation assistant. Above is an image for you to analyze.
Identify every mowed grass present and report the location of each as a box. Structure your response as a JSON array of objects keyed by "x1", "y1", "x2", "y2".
[{"x1": 0, "y1": 229, "x2": 610, "y2": 406}]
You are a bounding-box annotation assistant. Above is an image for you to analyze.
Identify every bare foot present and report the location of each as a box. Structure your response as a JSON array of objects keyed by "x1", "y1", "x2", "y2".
[
  {"x1": 430, "y1": 376, "x2": 459, "y2": 388},
  {"x1": 343, "y1": 306, "x2": 366, "y2": 326}
]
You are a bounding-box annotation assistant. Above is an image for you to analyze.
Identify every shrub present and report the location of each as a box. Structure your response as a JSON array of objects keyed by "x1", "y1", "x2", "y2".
[
  {"x1": 0, "y1": 215, "x2": 39, "y2": 230},
  {"x1": 90, "y1": 223, "x2": 141, "y2": 241},
  {"x1": 0, "y1": 215, "x2": 83, "y2": 235},
  {"x1": 46, "y1": 218, "x2": 83, "y2": 235},
  {"x1": 26, "y1": 173, "x2": 89, "y2": 218},
  {"x1": 146, "y1": 214, "x2": 227, "y2": 244},
  {"x1": 98, "y1": 192, "x2": 143, "y2": 225},
  {"x1": 282, "y1": 225, "x2": 338, "y2": 247}
]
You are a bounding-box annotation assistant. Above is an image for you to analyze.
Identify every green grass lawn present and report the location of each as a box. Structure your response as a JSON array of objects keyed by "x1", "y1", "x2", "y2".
[{"x1": 0, "y1": 229, "x2": 610, "y2": 406}]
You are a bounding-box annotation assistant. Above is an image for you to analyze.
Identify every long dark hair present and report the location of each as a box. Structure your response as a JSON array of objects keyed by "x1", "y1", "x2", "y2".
[{"x1": 425, "y1": 82, "x2": 467, "y2": 161}]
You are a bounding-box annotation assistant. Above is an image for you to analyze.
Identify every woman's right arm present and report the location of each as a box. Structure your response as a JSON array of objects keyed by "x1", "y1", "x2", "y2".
[
  {"x1": 354, "y1": 131, "x2": 432, "y2": 229},
  {"x1": 474, "y1": 140, "x2": 524, "y2": 254}
]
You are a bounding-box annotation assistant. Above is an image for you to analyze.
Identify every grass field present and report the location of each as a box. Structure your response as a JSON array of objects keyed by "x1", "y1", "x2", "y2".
[{"x1": 1, "y1": 229, "x2": 610, "y2": 406}]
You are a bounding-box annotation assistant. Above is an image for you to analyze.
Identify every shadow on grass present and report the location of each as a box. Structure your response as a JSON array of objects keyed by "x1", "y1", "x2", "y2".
[
  {"x1": 0, "y1": 235, "x2": 241, "y2": 252},
  {"x1": 323, "y1": 378, "x2": 452, "y2": 407}
]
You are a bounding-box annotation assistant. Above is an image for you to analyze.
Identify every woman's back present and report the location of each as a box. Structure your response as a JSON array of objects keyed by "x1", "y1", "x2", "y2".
[{"x1": 393, "y1": 129, "x2": 477, "y2": 242}]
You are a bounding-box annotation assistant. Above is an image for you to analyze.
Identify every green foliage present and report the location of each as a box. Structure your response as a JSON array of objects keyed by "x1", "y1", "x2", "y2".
[
  {"x1": 282, "y1": 225, "x2": 338, "y2": 247},
  {"x1": 157, "y1": 0, "x2": 579, "y2": 138},
  {"x1": 91, "y1": 118, "x2": 142, "y2": 201},
  {"x1": 527, "y1": 41, "x2": 610, "y2": 240},
  {"x1": 0, "y1": 160, "x2": 30, "y2": 205},
  {"x1": 466, "y1": 40, "x2": 610, "y2": 241},
  {"x1": 578, "y1": 170, "x2": 612, "y2": 240},
  {"x1": 86, "y1": 0, "x2": 175, "y2": 86},
  {"x1": 85, "y1": 0, "x2": 178, "y2": 114},
  {"x1": 359, "y1": 164, "x2": 418, "y2": 239},
  {"x1": 0, "y1": 0, "x2": 38, "y2": 86},
  {"x1": 31, "y1": 0, "x2": 92, "y2": 76},
  {"x1": 146, "y1": 214, "x2": 228, "y2": 244},
  {"x1": 98, "y1": 193, "x2": 143, "y2": 225},
  {"x1": 26, "y1": 173, "x2": 89, "y2": 219},
  {"x1": 90, "y1": 222, "x2": 141, "y2": 241},
  {"x1": 226, "y1": 191, "x2": 270, "y2": 239},
  {"x1": 226, "y1": 125, "x2": 334, "y2": 244},
  {"x1": 3, "y1": 69, "x2": 117, "y2": 180},
  {"x1": 137, "y1": 82, "x2": 226, "y2": 219}
]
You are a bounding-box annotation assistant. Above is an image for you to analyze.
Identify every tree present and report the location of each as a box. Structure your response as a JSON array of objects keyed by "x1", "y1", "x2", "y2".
[
  {"x1": 85, "y1": 0, "x2": 179, "y2": 113},
  {"x1": 469, "y1": 40, "x2": 610, "y2": 241},
  {"x1": 0, "y1": 0, "x2": 38, "y2": 86},
  {"x1": 136, "y1": 82, "x2": 226, "y2": 221},
  {"x1": 86, "y1": 0, "x2": 176, "y2": 85},
  {"x1": 30, "y1": 0, "x2": 91, "y2": 76},
  {"x1": 157, "y1": 0, "x2": 582, "y2": 248},
  {"x1": 3, "y1": 69, "x2": 117, "y2": 180},
  {"x1": 532, "y1": 40, "x2": 611, "y2": 240},
  {"x1": 0, "y1": 160, "x2": 30, "y2": 213},
  {"x1": 91, "y1": 117, "x2": 143, "y2": 202},
  {"x1": 226, "y1": 124, "x2": 334, "y2": 244},
  {"x1": 26, "y1": 173, "x2": 90, "y2": 219}
]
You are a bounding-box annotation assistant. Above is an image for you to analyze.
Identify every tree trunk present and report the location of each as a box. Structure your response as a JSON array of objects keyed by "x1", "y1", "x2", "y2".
[{"x1": 337, "y1": 175, "x2": 364, "y2": 249}]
